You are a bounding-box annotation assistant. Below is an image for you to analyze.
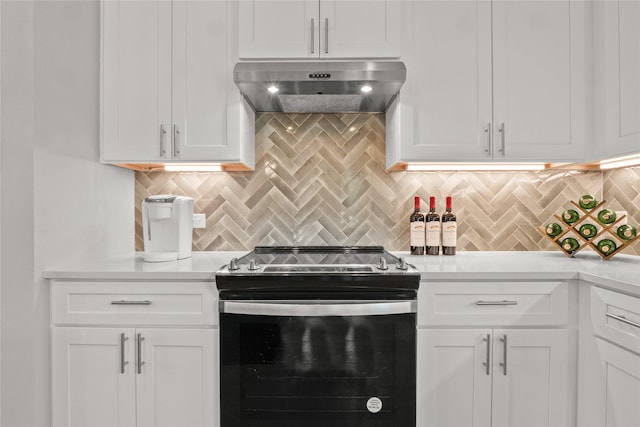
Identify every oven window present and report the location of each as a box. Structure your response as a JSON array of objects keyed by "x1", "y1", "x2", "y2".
[{"x1": 220, "y1": 313, "x2": 416, "y2": 427}]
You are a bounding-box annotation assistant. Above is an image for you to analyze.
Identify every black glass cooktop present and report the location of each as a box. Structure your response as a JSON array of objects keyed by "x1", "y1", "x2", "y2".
[
  {"x1": 238, "y1": 246, "x2": 397, "y2": 266},
  {"x1": 215, "y1": 246, "x2": 420, "y2": 297}
]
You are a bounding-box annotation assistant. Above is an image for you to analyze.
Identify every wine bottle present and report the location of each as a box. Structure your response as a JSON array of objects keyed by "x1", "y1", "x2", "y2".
[
  {"x1": 442, "y1": 196, "x2": 457, "y2": 256},
  {"x1": 597, "y1": 209, "x2": 616, "y2": 224},
  {"x1": 561, "y1": 237, "x2": 580, "y2": 253},
  {"x1": 597, "y1": 239, "x2": 617, "y2": 255},
  {"x1": 410, "y1": 196, "x2": 425, "y2": 255},
  {"x1": 617, "y1": 224, "x2": 637, "y2": 241},
  {"x1": 579, "y1": 195, "x2": 597, "y2": 210},
  {"x1": 579, "y1": 223, "x2": 597, "y2": 240},
  {"x1": 545, "y1": 223, "x2": 562, "y2": 237},
  {"x1": 425, "y1": 196, "x2": 441, "y2": 255},
  {"x1": 562, "y1": 209, "x2": 579, "y2": 224}
]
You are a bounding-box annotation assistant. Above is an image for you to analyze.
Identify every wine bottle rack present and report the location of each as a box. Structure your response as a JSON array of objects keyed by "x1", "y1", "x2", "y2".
[{"x1": 538, "y1": 199, "x2": 639, "y2": 260}]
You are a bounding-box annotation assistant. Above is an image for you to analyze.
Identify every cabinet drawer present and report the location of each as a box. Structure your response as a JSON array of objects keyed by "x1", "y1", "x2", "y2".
[
  {"x1": 592, "y1": 286, "x2": 640, "y2": 353},
  {"x1": 418, "y1": 281, "x2": 569, "y2": 326},
  {"x1": 51, "y1": 281, "x2": 217, "y2": 326}
]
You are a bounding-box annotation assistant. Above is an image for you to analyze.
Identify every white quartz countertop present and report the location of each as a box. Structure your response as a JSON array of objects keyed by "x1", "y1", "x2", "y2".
[{"x1": 44, "y1": 251, "x2": 639, "y2": 293}]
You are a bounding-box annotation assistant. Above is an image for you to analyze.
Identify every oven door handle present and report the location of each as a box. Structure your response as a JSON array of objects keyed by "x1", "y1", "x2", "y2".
[{"x1": 220, "y1": 300, "x2": 417, "y2": 317}]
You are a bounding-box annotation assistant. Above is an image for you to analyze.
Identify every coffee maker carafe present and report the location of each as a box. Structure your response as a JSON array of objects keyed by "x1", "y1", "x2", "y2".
[{"x1": 142, "y1": 195, "x2": 194, "y2": 262}]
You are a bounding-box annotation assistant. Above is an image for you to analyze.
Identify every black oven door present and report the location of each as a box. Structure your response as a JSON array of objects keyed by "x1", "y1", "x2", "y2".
[{"x1": 220, "y1": 300, "x2": 416, "y2": 427}]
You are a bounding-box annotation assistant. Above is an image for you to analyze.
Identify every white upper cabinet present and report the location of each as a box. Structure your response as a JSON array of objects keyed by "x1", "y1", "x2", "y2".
[
  {"x1": 101, "y1": 0, "x2": 255, "y2": 167},
  {"x1": 593, "y1": 1, "x2": 640, "y2": 160},
  {"x1": 491, "y1": 0, "x2": 586, "y2": 161},
  {"x1": 239, "y1": 1, "x2": 318, "y2": 59},
  {"x1": 387, "y1": 0, "x2": 587, "y2": 167},
  {"x1": 388, "y1": 1, "x2": 493, "y2": 163},
  {"x1": 238, "y1": 0, "x2": 401, "y2": 59},
  {"x1": 101, "y1": 0, "x2": 172, "y2": 162}
]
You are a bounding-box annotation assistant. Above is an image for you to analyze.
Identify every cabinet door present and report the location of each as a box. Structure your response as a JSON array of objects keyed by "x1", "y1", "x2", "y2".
[
  {"x1": 597, "y1": 1, "x2": 640, "y2": 159},
  {"x1": 52, "y1": 327, "x2": 136, "y2": 427},
  {"x1": 238, "y1": 0, "x2": 318, "y2": 59},
  {"x1": 492, "y1": 0, "x2": 586, "y2": 161},
  {"x1": 320, "y1": 0, "x2": 400, "y2": 58},
  {"x1": 101, "y1": 0, "x2": 172, "y2": 162},
  {"x1": 136, "y1": 328, "x2": 217, "y2": 427},
  {"x1": 172, "y1": 1, "x2": 235, "y2": 161},
  {"x1": 386, "y1": 1, "x2": 492, "y2": 166},
  {"x1": 492, "y1": 329, "x2": 570, "y2": 427},
  {"x1": 596, "y1": 338, "x2": 640, "y2": 427},
  {"x1": 417, "y1": 329, "x2": 492, "y2": 427}
]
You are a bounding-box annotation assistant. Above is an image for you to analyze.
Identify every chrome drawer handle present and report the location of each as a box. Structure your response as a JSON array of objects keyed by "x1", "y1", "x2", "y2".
[
  {"x1": 476, "y1": 300, "x2": 518, "y2": 306},
  {"x1": 606, "y1": 312, "x2": 640, "y2": 329},
  {"x1": 111, "y1": 300, "x2": 152, "y2": 306}
]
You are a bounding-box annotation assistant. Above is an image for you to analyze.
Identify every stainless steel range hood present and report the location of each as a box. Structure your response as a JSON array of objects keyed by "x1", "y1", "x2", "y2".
[{"x1": 233, "y1": 61, "x2": 406, "y2": 113}]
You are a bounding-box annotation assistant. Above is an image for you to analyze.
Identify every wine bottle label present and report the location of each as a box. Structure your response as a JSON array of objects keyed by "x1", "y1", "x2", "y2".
[
  {"x1": 426, "y1": 222, "x2": 441, "y2": 246},
  {"x1": 442, "y1": 223, "x2": 457, "y2": 246},
  {"x1": 410, "y1": 222, "x2": 426, "y2": 246}
]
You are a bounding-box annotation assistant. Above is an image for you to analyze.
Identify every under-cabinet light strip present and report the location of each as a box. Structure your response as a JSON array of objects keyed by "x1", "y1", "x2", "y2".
[
  {"x1": 405, "y1": 163, "x2": 547, "y2": 171},
  {"x1": 164, "y1": 164, "x2": 223, "y2": 172},
  {"x1": 599, "y1": 154, "x2": 640, "y2": 170}
]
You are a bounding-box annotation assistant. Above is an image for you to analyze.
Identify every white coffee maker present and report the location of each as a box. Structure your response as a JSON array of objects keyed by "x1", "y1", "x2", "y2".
[{"x1": 142, "y1": 195, "x2": 194, "y2": 262}]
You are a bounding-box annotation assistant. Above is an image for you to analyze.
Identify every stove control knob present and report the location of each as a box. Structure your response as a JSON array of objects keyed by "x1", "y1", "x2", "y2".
[
  {"x1": 377, "y1": 257, "x2": 388, "y2": 271},
  {"x1": 248, "y1": 259, "x2": 260, "y2": 271},
  {"x1": 228, "y1": 258, "x2": 239, "y2": 271},
  {"x1": 396, "y1": 257, "x2": 408, "y2": 270}
]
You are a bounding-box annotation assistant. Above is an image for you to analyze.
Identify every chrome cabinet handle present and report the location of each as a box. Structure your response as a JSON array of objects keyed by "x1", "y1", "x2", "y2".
[
  {"x1": 483, "y1": 334, "x2": 491, "y2": 376},
  {"x1": 324, "y1": 18, "x2": 329, "y2": 54},
  {"x1": 498, "y1": 123, "x2": 505, "y2": 155},
  {"x1": 484, "y1": 123, "x2": 492, "y2": 156},
  {"x1": 173, "y1": 124, "x2": 180, "y2": 158},
  {"x1": 111, "y1": 300, "x2": 152, "y2": 306},
  {"x1": 500, "y1": 334, "x2": 508, "y2": 375},
  {"x1": 120, "y1": 333, "x2": 129, "y2": 374},
  {"x1": 160, "y1": 124, "x2": 167, "y2": 157},
  {"x1": 476, "y1": 300, "x2": 518, "y2": 306},
  {"x1": 137, "y1": 333, "x2": 145, "y2": 374},
  {"x1": 606, "y1": 312, "x2": 640, "y2": 329},
  {"x1": 310, "y1": 18, "x2": 315, "y2": 54}
]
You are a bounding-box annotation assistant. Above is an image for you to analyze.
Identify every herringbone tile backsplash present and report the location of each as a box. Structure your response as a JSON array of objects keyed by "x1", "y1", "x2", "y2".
[{"x1": 135, "y1": 113, "x2": 639, "y2": 255}]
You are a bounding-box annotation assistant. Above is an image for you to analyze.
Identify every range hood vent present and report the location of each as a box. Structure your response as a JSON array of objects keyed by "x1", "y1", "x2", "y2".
[{"x1": 234, "y1": 61, "x2": 406, "y2": 113}]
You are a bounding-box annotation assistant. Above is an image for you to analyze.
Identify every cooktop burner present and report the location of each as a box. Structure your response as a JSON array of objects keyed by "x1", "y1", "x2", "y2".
[{"x1": 215, "y1": 246, "x2": 420, "y2": 297}]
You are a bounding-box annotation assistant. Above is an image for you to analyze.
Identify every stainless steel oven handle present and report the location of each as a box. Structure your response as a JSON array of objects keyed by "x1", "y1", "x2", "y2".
[{"x1": 220, "y1": 300, "x2": 417, "y2": 317}]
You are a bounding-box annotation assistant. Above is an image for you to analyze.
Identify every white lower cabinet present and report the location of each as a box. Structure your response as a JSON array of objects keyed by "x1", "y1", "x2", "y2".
[
  {"x1": 52, "y1": 327, "x2": 217, "y2": 427},
  {"x1": 596, "y1": 338, "x2": 640, "y2": 427},
  {"x1": 50, "y1": 280, "x2": 219, "y2": 427},
  {"x1": 418, "y1": 328, "x2": 570, "y2": 427},
  {"x1": 52, "y1": 328, "x2": 137, "y2": 427},
  {"x1": 581, "y1": 285, "x2": 640, "y2": 427}
]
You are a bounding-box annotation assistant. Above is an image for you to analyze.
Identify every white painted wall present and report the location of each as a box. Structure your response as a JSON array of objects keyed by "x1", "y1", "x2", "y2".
[{"x1": 1, "y1": 1, "x2": 134, "y2": 425}]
